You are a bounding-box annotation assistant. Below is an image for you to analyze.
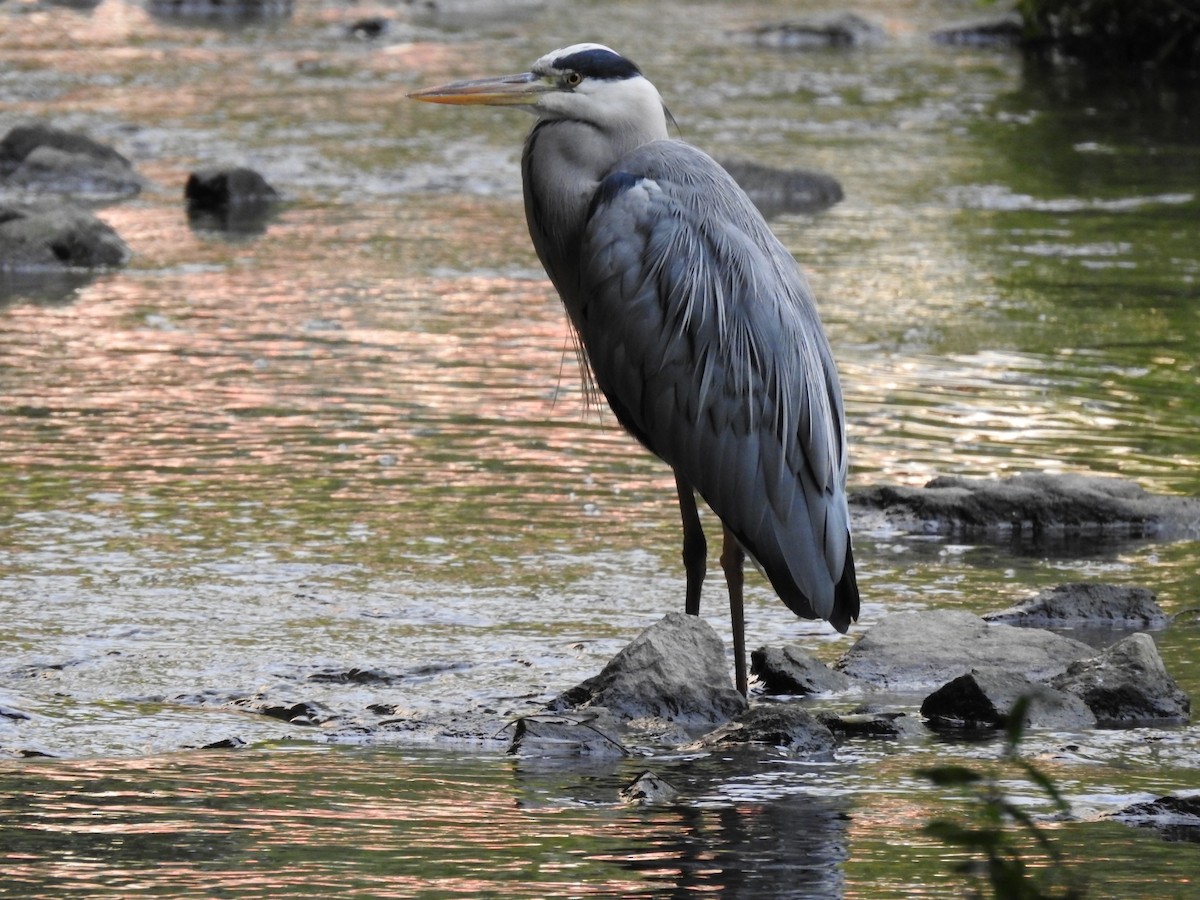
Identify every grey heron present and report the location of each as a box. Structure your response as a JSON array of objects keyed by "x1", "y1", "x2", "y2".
[{"x1": 410, "y1": 43, "x2": 859, "y2": 696}]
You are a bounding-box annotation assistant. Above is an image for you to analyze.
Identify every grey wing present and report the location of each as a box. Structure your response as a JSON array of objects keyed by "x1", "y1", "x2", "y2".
[{"x1": 575, "y1": 141, "x2": 857, "y2": 629}]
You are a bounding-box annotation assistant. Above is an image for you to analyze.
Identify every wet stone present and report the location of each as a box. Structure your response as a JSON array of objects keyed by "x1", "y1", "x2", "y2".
[
  {"x1": 307, "y1": 666, "x2": 400, "y2": 685},
  {"x1": 817, "y1": 709, "x2": 926, "y2": 740},
  {"x1": 1050, "y1": 633, "x2": 1191, "y2": 726},
  {"x1": 719, "y1": 159, "x2": 844, "y2": 218},
  {"x1": 0, "y1": 203, "x2": 130, "y2": 271},
  {"x1": 751, "y1": 645, "x2": 855, "y2": 696},
  {"x1": 849, "y1": 472, "x2": 1200, "y2": 540},
  {"x1": 506, "y1": 713, "x2": 629, "y2": 758},
  {"x1": 835, "y1": 609, "x2": 1094, "y2": 690},
  {"x1": 737, "y1": 13, "x2": 887, "y2": 49},
  {"x1": 547, "y1": 612, "x2": 747, "y2": 728},
  {"x1": 984, "y1": 582, "x2": 1169, "y2": 630},
  {"x1": 1107, "y1": 794, "x2": 1200, "y2": 843},
  {"x1": 931, "y1": 16, "x2": 1025, "y2": 48},
  {"x1": 921, "y1": 667, "x2": 1096, "y2": 731},
  {"x1": 619, "y1": 770, "x2": 679, "y2": 805},
  {"x1": 692, "y1": 703, "x2": 836, "y2": 758}
]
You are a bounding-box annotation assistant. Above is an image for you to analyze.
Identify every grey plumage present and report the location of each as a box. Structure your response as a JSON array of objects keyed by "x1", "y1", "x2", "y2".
[{"x1": 411, "y1": 44, "x2": 860, "y2": 694}]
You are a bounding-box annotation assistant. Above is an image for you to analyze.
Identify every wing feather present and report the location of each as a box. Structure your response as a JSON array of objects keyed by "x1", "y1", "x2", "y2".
[{"x1": 575, "y1": 141, "x2": 858, "y2": 630}]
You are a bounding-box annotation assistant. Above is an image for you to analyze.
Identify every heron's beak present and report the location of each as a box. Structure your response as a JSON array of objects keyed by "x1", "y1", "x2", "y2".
[{"x1": 408, "y1": 71, "x2": 549, "y2": 106}]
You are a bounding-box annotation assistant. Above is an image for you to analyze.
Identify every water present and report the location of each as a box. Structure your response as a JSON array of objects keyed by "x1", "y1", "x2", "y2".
[{"x1": 2, "y1": 0, "x2": 1199, "y2": 895}]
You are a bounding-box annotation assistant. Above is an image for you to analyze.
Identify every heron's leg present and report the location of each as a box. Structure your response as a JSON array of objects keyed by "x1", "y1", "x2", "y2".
[
  {"x1": 720, "y1": 524, "x2": 748, "y2": 697},
  {"x1": 675, "y1": 474, "x2": 706, "y2": 616}
]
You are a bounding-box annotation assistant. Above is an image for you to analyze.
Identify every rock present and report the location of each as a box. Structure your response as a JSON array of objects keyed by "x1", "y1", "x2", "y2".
[
  {"x1": 849, "y1": 472, "x2": 1200, "y2": 541},
  {"x1": 1050, "y1": 633, "x2": 1190, "y2": 726},
  {"x1": 921, "y1": 667, "x2": 1096, "y2": 731},
  {"x1": 0, "y1": 703, "x2": 31, "y2": 721},
  {"x1": 1107, "y1": 794, "x2": 1200, "y2": 843},
  {"x1": 547, "y1": 612, "x2": 747, "y2": 727},
  {"x1": 817, "y1": 708, "x2": 926, "y2": 740},
  {"x1": 0, "y1": 203, "x2": 131, "y2": 270},
  {"x1": 307, "y1": 666, "x2": 399, "y2": 685},
  {"x1": 834, "y1": 610, "x2": 1094, "y2": 690},
  {"x1": 348, "y1": 16, "x2": 389, "y2": 39},
  {"x1": 737, "y1": 13, "x2": 887, "y2": 49},
  {"x1": 931, "y1": 16, "x2": 1025, "y2": 48},
  {"x1": 984, "y1": 583, "x2": 1169, "y2": 630},
  {"x1": 147, "y1": 0, "x2": 294, "y2": 21},
  {"x1": 403, "y1": 0, "x2": 547, "y2": 29},
  {"x1": 0, "y1": 124, "x2": 141, "y2": 197},
  {"x1": 751, "y1": 645, "x2": 855, "y2": 696},
  {"x1": 506, "y1": 713, "x2": 629, "y2": 757},
  {"x1": 619, "y1": 770, "x2": 679, "y2": 805},
  {"x1": 185, "y1": 167, "x2": 280, "y2": 233},
  {"x1": 719, "y1": 159, "x2": 843, "y2": 218},
  {"x1": 692, "y1": 703, "x2": 836, "y2": 757}
]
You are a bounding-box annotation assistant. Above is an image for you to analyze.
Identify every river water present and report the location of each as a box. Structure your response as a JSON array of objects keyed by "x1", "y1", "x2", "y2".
[{"x1": 1, "y1": 0, "x2": 1199, "y2": 896}]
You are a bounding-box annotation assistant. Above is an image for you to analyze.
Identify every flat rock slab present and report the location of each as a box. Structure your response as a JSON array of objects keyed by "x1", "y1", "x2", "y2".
[
  {"x1": 921, "y1": 666, "x2": 1096, "y2": 731},
  {"x1": 691, "y1": 703, "x2": 836, "y2": 758},
  {"x1": 1106, "y1": 794, "x2": 1200, "y2": 843},
  {"x1": 0, "y1": 123, "x2": 142, "y2": 197},
  {"x1": 835, "y1": 609, "x2": 1095, "y2": 690},
  {"x1": 1050, "y1": 633, "x2": 1190, "y2": 726},
  {"x1": 850, "y1": 473, "x2": 1200, "y2": 540},
  {"x1": 547, "y1": 612, "x2": 747, "y2": 728},
  {"x1": 719, "y1": 159, "x2": 843, "y2": 217},
  {"x1": 984, "y1": 582, "x2": 1169, "y2": 629},
  {"x1": 751, "y1": 645, "x2": 855, "y2": 696}
]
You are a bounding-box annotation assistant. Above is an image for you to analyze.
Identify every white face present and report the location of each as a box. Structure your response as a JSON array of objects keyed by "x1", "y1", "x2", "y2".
[{"x1": 526, "y1": 44, "x2": 669, "y2": 139}]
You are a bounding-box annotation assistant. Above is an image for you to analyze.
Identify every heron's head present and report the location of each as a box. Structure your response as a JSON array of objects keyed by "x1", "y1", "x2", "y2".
[{"x1": 409, "y1": 44, "x2": 670, "y2": 139}]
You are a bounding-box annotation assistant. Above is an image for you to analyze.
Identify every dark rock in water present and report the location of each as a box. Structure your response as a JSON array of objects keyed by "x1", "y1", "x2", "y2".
[
  {"x1": 835, "y1": 609, "x2": 1094, "y2": 690},
  {"x1": 619, "y1": 770, "x2": 679, "y2": 805},
  {"x1": 198, "y1": 736, "x2": 248, "y2": 750},
  {"x1": 0, "y1": 703, "x2": 31, "y2": 721},
  {"x1": 186, "y1": 167, "x2": 280, "y2": 233},
  {"x1": 984, "y1": 583, "x2": 1169, "y2": 630},
  {"x1": 931, "y1": 16, "x2": 1025, "y2": 48},
  {"x1": 148, "y1": 0, "x2": 293, "y2": 21},
  {"x1": 403, "y1": 0, "x2": 547, "y2": 29},
  {"x1": 719, "y1": 159, "x2": 843, "y2": 218},
  {"x1": 751, "y1": 645, "x2": 854, "y2": 696},
  {"x1": 817, "y1": 708, "x2": 925, "y2": 740},
  {"x1": 231, "y1": 696, "x2": 332, "y2": 727},
  {"x1": 693, "y1": 703, "x2": 836, "y2": 757},
  {"x1": 547, "y1": 612, "x2": 747, "y2": 727},
  {"x1": 738, "y1": 13, "x2": 887, "y2": 49},
  {"x1": 348, "y1": 16, "x2": 389, "y2": 39},
  {"x1": 0, "y1": 123, "x2": 129, "y2": 174},
  {"x1": 0, "y1": 203, "x2": 130, "y2": 270},
  {"x1": 0, "y1": 123, "x2": 142, "y2": 197},
  {"x1": 506, "y1": 713, "x2": 629, "y2": 757},
  {"x1": 850, "y1": 472, "x2": 1200, "y2": 541},
  {"x1": 186, "y1": 167, "x2": 279, "y2": 209},
  {"x1": 308, "y1": 666, "x2": 399, "y2": 685},
  {"x1": 1050, "y1": 633, "x2": 1190, "y2": 726},
  {"x1": 921, "y1": 667, "x2": 1096, "y2": 731},
  {"x1": 1107, "y1": 794, "x2": 1200, "y2": 843}
]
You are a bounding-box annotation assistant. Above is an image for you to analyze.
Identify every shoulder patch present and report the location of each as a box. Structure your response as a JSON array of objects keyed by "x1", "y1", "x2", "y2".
[{"x1": 587, "y1": 171, "x2": 644, "y2": 222}]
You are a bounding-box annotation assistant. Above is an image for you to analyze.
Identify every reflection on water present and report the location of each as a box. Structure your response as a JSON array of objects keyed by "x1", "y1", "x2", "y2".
[{"x1": 2, "y1": 0, "x2": 1200, "y2": 895}]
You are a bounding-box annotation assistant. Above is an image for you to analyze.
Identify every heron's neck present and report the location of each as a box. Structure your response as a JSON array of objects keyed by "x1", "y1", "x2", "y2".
[{"x1": 522, "y1": 118, "x2": 656, "y2": 302}]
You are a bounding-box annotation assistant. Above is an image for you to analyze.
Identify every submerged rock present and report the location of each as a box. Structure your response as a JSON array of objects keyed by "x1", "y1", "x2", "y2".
[
  {"x1": 719, "y1": 159, "x2": 843, "y2": 218},
  {"x1": 850, "y1": 472, "x2": 1200, "y2": 540},
  {"x1": 751, "y1": 645, "x2": 855, "y2": 696},
  {"x1": 817, "y1": 708, "x2": 925, "y2": 740},
  {"x1": 1050, "y1": 633, "x2": 1190, "y2": 726},
  {"x1": 1107, "y1": 794, "x2": 1200, "y2": 843},
  {"x1": 692, "y1": 703, "x2": 836, "y2": 758},
  {"x1": 984, "y1": 583, "x2": 1169, "y2": 630},
  {"x1": 547, "y1": 612, "x2": 747, "y2": 728},
  {"x1": 921, "y1": 667, "x2": 1096, "y2": 731},
  {"x1": 506, "y1": 713, "x2": 629, "y2": 757},
  {"x1": 185, "y1": 167, "x2": 280, "y2": 233},
  {"x1": 931, "y1": 16, "x2": 1025, "y2": 48},
  {"x1": 619, "y1": 770, "x2": 679, "y2": 805},
  {"x1": 835, "y1": 609, "x2": 1094, "y2": 690},
  {"x1": 0, "y1": 203, "x2": 130, "y2": 271},
  {"x1": 0, "y1": 123, "x2": 142, "y2": 197},
  {"x1": 737, "y1": 13, "x2": 887, "y2": 49}
]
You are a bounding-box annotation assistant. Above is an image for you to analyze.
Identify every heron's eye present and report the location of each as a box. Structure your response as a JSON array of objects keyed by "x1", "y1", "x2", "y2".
[{"x1": 564, "y1": 71, "x2": 583, "y2": 88}]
